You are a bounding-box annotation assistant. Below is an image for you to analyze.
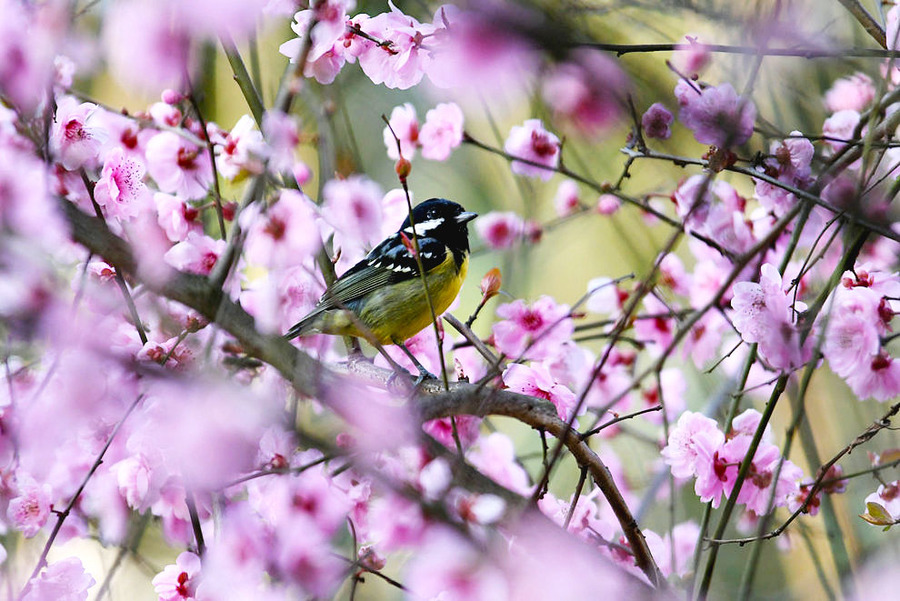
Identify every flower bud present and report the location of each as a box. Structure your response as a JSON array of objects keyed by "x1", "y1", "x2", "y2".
[{"x1": 480, "y1": 268, "x2": 502, "y2": 301}]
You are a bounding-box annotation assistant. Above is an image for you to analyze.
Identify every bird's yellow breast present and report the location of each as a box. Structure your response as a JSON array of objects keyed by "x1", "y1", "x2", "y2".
[{"x1": 349, "y1": 250, "x2": 468, "y2": 345}]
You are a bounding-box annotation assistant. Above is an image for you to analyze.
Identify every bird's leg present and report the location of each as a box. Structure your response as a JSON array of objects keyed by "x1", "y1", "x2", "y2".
[{"x1": 394, "y1": 340, "x2": 437, "y2": 385}]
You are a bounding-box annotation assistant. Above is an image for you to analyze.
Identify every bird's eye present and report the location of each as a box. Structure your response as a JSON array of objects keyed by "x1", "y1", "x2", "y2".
[{"x1": 427, "y1": 210, "x2": 436, "y2": 219}]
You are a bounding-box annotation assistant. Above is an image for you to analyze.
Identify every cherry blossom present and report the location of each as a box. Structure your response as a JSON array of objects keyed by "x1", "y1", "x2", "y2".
[
  {"x1": 475, "y1": 211, "x2": 526, "y2": 250},
  {"x1": 674, "y1": 80, "x2": 756, "y2": 147},
  {"x1": 642, "y1": 102, "x2": 674, "y2": 140},
  {"x1": 50, "y1": 96, "x2": 107, "y2": 171},
  {"x1": 504, "y1": 119, "x2": 560, "y2": 180},
  {"x1": 93, "y1": 148, "x2": 152, "y2": 220},
  {"x1": 383, "y1": 102, "x2": 419, "y2": 160},
  {"x1": 493, "y1": 295, "x2": 574, "y2": 360},
  {"x1": 419, "y1": 102, "x2": 465, "y2": 161},
  {"x1": 152, "y1": 551, "x2": 202, "y2": 601},
  {"x1": 503, "y1": 362, "x2": 580, "y2": 422},
  {"x1": 145, "y1": 132, "x2": 214, "y2": 200},
  {"x1": 21, "y1": 557, "x2": 95, "y2": 601}
]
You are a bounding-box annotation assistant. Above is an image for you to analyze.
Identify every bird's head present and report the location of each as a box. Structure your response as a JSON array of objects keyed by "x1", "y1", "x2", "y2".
[{"x1": 400, "y1": 198, "x2": 477, "y2": 252}]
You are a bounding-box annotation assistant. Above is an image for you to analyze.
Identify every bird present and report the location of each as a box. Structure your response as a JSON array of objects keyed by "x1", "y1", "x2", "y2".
[{"x1": 285, "y1": 198, "x2": 477, "y2": 379}]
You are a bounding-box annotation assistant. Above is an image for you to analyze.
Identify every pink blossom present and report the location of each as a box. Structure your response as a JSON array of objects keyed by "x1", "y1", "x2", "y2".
[
  {"x1": 503, "y1": 362, "x2": 579, "y2": 422},
  {"x1": 7, "y1": 475, "x2": 53, "y2": 537},
  {"x1": 661, "y1": 411, "x2": 725, "y2": 480},
  {"x1": 585, "y1": 277, "x2": 626, "y2": 315},
  {"x1": 467, "y1": 433, "x2": 532, "y2": 495},
  {"x1": 21, "y1": 557, "x2": 95, "y2": 601},
  {"x1": 96, "y1": 110, "x2": 154, "y2": 164},
  {"x1": 673, "y1": 35, "x2": 711, "y2": 77},
  {"x1": 504, "y1": 119, "x2": 560, "y2": 180},
  {"x1": 155, "y1": 192, "x2": 202, "y2": 242},
  {"x1": 273, "y1": 518, "x2": 346, "y2": 597},
  {"x1": 369, "y1": 493, "x2": 428, "y2": 551},
  {"x1": 475, "y1": 211, "x2": 525, "y2": 250},
  {"x1": 94, "y1": 148, "x2": 152, "y2": 220},
  {"x1": 554, "y1": 180, "x2": 581, "y2": 217},
  {"x1": 822, "y1": 285, "x2": 882, "y2": 377},
  {"x1": 419, "y1": 102, "x2": 464, "y2": 161},
  {"x1": 538, "y1": 488, "x2": 615, "y2": 542},
  {"x1": 145, "y1": 132, "x2": 214, "y2": 200},
  {"x1": 244, "y1": 189, "x2": 321, "y2": 270},
  {"x1": 755, "y1": 132, "x2": 814, "y2": 216},
  {"x1": 152, "y1": 551, "x2": 201, "y2": 601},
  {"x1": 262, "y1": 110, "x2": 300, "y2": 174},
  {"x1": 0, "y1": 0, "x2": 56, "y2": 111},
  {"x1": 104, "y1": 0, "x2": 192, "y2": 93},
  {"x1": 673, "y1": 175, "x2": 752, "y2": 254},
  {"x1": 423, "y1": 415, "x2": 483, "y2": 449},
  {"x1": 358, "y1": 4, "x2": 434, "y2": 89},
  {"x1": 865, "y1": 480, "x2": 900, "y2": 520},
  {"x1": 596, "y1": 193, "x2": 621, "y2": 215},
  {"x1": 164, "y1": 232, "x2": 225, "y2": 275},
  {"x1": 382, "y1": 102, "x2": 419, "y2": 160},
  {"x1": 149, "y1": 102, "x2": 182, "y2": 128},
  {"x1": 824, "y1": 73, "x2": 875, "y2": 113},
  {"x1": 322, "y1": 175, "x2": 384, "y2": 248},
  {"x1": 634, "y1": 294, "x2": 675, "y2": 351},
  {"x1": 844, "y1": 353, "x2": 900, "y2": 401},
  {"x1": 493, "y1": 296, "x2": 574, "y2": 361},
  {"x1": 405, "y1": 527, "x2": 508, "y2": 601},
  {"x1": 731, "y1": 263, "x2": 810, "y2": 370},
  {"x1": 822, "y1": 109, "x2": 860, "y2": 151},
  {"x1": 542, "y1": 49, "x2": 628, "y2": 135},
  {"x1": 675, "y1": 80, "x2": 756, "y2": 147},
  {"x1": 215, "y1": 115, "x2": 267, "y2": 180},
  {"x1": 51, "y1": 96, "x2": 107, "y2": 170},
  {"x1": 641, "y1": 102, "x2": 674, "y2": 140}
]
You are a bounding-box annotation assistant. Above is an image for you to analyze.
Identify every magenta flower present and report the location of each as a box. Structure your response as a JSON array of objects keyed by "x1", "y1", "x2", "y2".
[
  {"x1": 50, "y1": 96, "x2": 107, "y2": 171},
  {"x1": 475, "y1": 211, "x2": 525, "y2": 250},
  {"x1": 503, "y1": 362, "x2": 579, "y2": 422},
  {"x1": 504, "y1": 119, "x2": 560, "y2": 180},
  {"x1": 152, "y1": 551, "x2": 201, "y2": 601},
  {"x1": 145, "y1": 132, "x2": 214, "y2": 200},
  {"x1": 673, "y1": 35, "x2": 711, "y2": 78},
  {"x1": 641, "y1": 102, "x2": 674, "y2": 140},
  {"x1": 21, "y1": 557, "x2": 95, "y2": 601},
  {"x1": 419, "y1": 102, "x2": 464, "y2": 161},
  {"x1": 94, "y1": 148, "x2": 152, "y2": 220},
  {"x1": 244, "y1": 189, "x2": 321, "y2": 270},
  {"x1": 493, "y1": 295, "x2": 574, "y2": 361},
  {"x1": 675, "y1": 80, "x2": 756, "y2": 147},
  {"x1": 382, "y1": 102, "x2": 419, "y2": 160},
  {"x1": 321, "y1": 175, "x2": 384, "y2": 248}
]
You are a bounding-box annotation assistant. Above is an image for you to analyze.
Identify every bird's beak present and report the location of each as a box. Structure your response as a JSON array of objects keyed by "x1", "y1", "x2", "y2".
[{"x1": 456, "y1": 211, "x2": 478, "y2": 224}]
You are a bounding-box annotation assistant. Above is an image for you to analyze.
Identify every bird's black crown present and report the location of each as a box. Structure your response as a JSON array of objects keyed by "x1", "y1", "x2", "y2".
[{"x1": 400, "y1": 198, "x2": 477, "y2": 253}]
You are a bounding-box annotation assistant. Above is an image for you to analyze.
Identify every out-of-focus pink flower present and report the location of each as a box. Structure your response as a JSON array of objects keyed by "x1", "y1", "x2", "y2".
[
  {"x1": 641, "y1": 102, "x2": 674, "y2": 140},
  {"x1": 475, "y1": 211, "x2": 525, "y2": 250},
  {"x1": 824, "y1": 73, "x2": 875, "y2": 113},
  {"x1": 493, "y1": 295, "x2": 573, "y2": 361},
  {"x1": 844, "y1": 352, "x2": 900, "y2": 401},
  {"x1": 755, "y1": 132, "x2": 814, "y2": 216},
  {"x1": 675, "y1": 80, "x2": 756, "y2": 147},
  {"x1": 215, "y1": 115, "x2": 267, "y2": 180},
  {"x1": 503, "y1": 362, "x2": 579, "y2": 422},
  {"x1": 504, "y1": 119, "x2": 560, "y2": 181},
  {"x1": 94, "y1": 148, "x2": 152, "y2": 220},
  {"x1": 51, "y1": 96, "x2": 107, "y2": 171},
  {"x1": 149, "y1": 102, "x2": 182, "y2": 128},
  {"x1": 673, "y1": 35, "x2": 711, "y2": 77},
  {"x1": 423, "y1": 415, "x2": 482, "y2": 449},
  {"x1": 244, "y1": 189, "x2": 321, "y2": 270},
  {"x1": 0, "y1": 0, "x2": 57, "y2": 112},
  {"x1": 155, "y1": 192, "x2": 201, "y2": 242},
  {"x1": 7, "y1": 475, "x2": 53, "y2": 537},
  {"x1": 822, "y1": 109, "x2": 860, "y2": 151},
  {"x1": 262, "y1": 110, "x2": 300, "y2": 174},
  {"x1": 164, "y1": 232, "x2": 225, "y2": 275},
  {"x1": 96, "y1": 110, "x2": 154, "y2": 164},
  {"x1": 104, "y1": 0, "x2": 192, "y2": 93},
  {"x1": 542, "y1": 49, "x2": 628, "y2": 135},
  {"x1": 405, "y1": 526, "x2": 508, "y2": 601},
  {"x1": 823, "y1": 284, "x2": 883, "y2": 378},
  {"x1": 145, "y1": 132, "x2": 214, "y2": 200},
  {"x1": 21, "y1": 557, "x2": 95, "y2": 601},
  {"x1": 419, "y1": 102, "x2": 464, "y2": 161},
  {"x1": 553, "y1": 180, "x2": 581, "y2": 217},
  {"x1": 673, "y1": 175, "x2": 753, "y2": 254},
  {"x1": 322, "y1": 175, "x2": 384, "y2": 248},
  {"x1": 596, "y1": 194, "x2": 621, "y2": 215},
  {"x1": 152, "y1": 551, "x2": 201, "y2": 601},
  {"x1": 383, "y1": 102, "x2": 419, "y2": 160},
  {"x1": 467, "y1": 433, "x2": 531, "y2": 496}
]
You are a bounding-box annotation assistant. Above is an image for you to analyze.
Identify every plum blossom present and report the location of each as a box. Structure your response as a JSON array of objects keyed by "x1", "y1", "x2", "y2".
[
  {"x1": 383, "y1": 102, "x2": 419, "y2": 160},
  {"x1": 493, "y1": 295, "x2": 574, "y2": 360},
  {"x1": 641, "y1": 102, "x2": 674, "y2": 140},
  {"x1": 243, "y1": 189, "x2": 321, "y2": 270},
  {"x1": 755, "y1": 132, "x2": 814, "y2": 216},
  {"x1": 504, "y1": 119, "x2": 560, "y2": 180},
  {"x1": 164, "y1": 232, "x2": 225, "y2": 275},
  {"x1": 145, "y1": 132, "x2": 214, "y2": 200},
  {"x1": 21, "y1": 557, "x2": 95, "y2": 601},
  {"x1": 51, "y1": 96, "x2": 107, "y2": 170},
  {"x1": 475, "y1": 211, "x2": 526, "y2": 250},
  {"x1": 7, "y1": 475, "x2": 53, "y2": 537},
  {"x1": 542, "y1": 48, "x2": 628, "y2": 135},
  {"x1": 262, "y1": 110, "x2": 300, "y2": 173},
  {"x1": 731, "y1": 263, "x2": 810, "y2": 370},
  {"x1": 419, "y1": 102, "x2": 464, "y2": 161},
  {"x1": 661, "y1": 411, "x2": 724, "y2": 480},
  {"x1": 822, "y1": 109, "x2": 860, "y2": 151},
  {"x1": 824, "y1": 72, "x2": 875, "y2": 113},
  {"x1": 321, "y1": 175, "x2": 384, "y2": 248},
  {"x1": 554, "y1": 180, "x2": 581, "y2": 217},
  {"x1": 155, "y1": 192, "x2": 202, "y2": 242},
  {"x1": 467, "y1": 433, "x2": 532, "y2": 496},
  {"x1": 152, "y1": 551, "x2": 201, "y2": 601},
  {"x1": 93, "y1": 148, "x2": 152, "y2": 220},
  {"x1": 674, "y1": 80, "x2": 756, "y2": 147},
  {"x1": 358, "y1": 3, "x2": 434, "y2": 89},
  {"x1": 673, "y1": 35, "x2": 711, "y2": 77},
  {"x1": 503, "y1": 362, "x2": 580, "y2": 422},
  {"x1": 214, "y1": 115, "x2": 267, "y2": 180}
]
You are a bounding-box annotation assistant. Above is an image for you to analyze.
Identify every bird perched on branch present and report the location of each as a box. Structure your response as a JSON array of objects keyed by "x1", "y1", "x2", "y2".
[{"x1": 285, "y1": 198, "x2": 477, "y2": 379}]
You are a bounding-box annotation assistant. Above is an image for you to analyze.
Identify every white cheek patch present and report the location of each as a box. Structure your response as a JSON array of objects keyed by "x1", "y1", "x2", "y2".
[{"x1": 403, "y1": 218, "x2": 443, "y2": 237}]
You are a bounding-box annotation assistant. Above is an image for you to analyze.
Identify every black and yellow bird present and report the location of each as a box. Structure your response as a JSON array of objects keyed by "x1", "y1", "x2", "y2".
[{"x1": 284, "y1": 198, "x2": 477, "y2": 377}]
